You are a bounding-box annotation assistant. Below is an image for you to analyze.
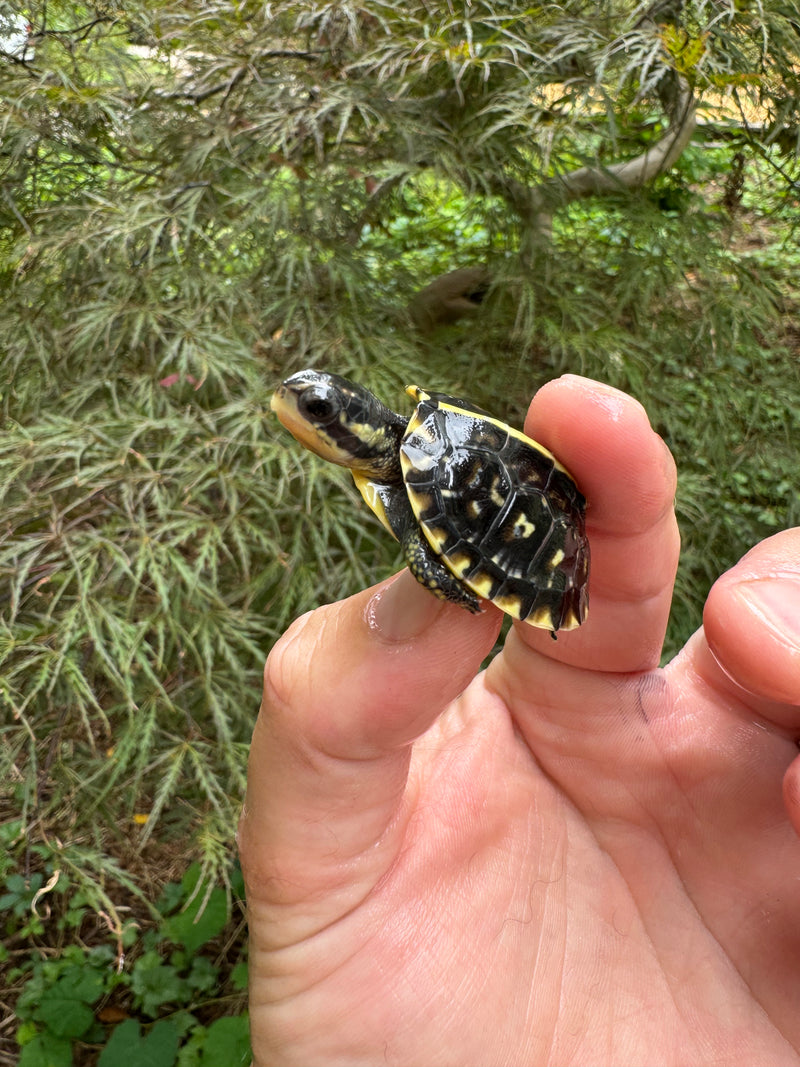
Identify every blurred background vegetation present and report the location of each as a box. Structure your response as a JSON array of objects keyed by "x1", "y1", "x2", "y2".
[{"x1": 1, "y1": 1, "x2": 798, "y2": 1063}]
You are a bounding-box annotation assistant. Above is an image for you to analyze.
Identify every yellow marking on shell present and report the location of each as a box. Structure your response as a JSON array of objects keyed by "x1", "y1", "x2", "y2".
[
  {"x1": 399, "y1": 443, "x2": 434, "y2": 486},
  {"x1": 492, "y1": 593, "x2": 525, "y2": 618},
  {"x1": 465, "y1": 460, "x2": 483, "y2": 488},
  {"x1": 444, "y1": 550, "x2": 474, "y2": 577},
  {"x1": 466, "y1": 572, "x2": 495, "y2": 600},
  {"x1": 407, "y1": 449, "x2": 437, "y2": 471},
  {"x1": 402, "y1": 383, "x2": 586, "y2": 630},
  {"x1": 512, "y1": 514, "x2": 536, "y2": 539},
  {"x1": 405, "y1": 485, "x2": 435, "y2": 516},
  {"x1": 352, "y1": 472, "x2": 396, "y2": 537},
  {"x1": 527, "y1": 605, "x2": 558, "y2": 629},
  {"x1": 406, "y1": 419, "x2": 438, "y2": 444},
  {"x1": 423, "y1": 526, "x2": 451, "y2": 554},
  {"x1": 490, "y1": 479, "x2": 506, "y2": 508}
]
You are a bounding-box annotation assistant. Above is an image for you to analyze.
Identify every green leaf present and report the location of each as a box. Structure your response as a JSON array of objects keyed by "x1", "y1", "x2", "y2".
[
  {"x1": 35, "y1": 996, "x2": 94, "y2": 1039},
  {"x1": 131, "y1": 951, "x2": 189, "y2": 1017},
  {"x1": 161, "y1": 868, "x2": 227, "y2": 953},
  {"x1": 98, "y1": 1019, "x2": 180, "y2": 1067},
  {"x1": 16, "y1": 1019, "x2": 38, "y2": 1046},
  {"x1": 18, "y1": 1030, "x2": 73, "y2": 1067},
  {"x1": 229, "y1": 961, "x2": 248, "y2": 991},
  {"x1": 198, "y1": 1015, "x2": 251, "y2": 1066},
  {"x1": 185, "y1": 955, "x2": 218, "y2": 994},
  {"x1": 34, "y1": 964, "x2": 106, "y2": 1038},
  {"x1": 50, "y1": 963, "x2": 106, "y2": 1003}
]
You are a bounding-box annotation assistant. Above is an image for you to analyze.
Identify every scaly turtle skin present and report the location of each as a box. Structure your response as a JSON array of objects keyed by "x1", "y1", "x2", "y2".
[{"x1": 271, "y1": 369, "x2": 589, "y2": 632}]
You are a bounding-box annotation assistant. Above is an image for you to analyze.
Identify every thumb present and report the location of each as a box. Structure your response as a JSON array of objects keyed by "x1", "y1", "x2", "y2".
[
  {"x1": 702, "y1": 527, "x2": 800, "y2": 724},
  {"x1": 239, "y1": 571, "x2": 501, "y2": 920}
]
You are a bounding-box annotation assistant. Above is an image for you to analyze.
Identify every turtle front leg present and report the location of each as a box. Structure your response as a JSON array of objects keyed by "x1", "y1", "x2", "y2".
[{"x1": 401, "y1": 525, "x2": 481, "y2": 614}]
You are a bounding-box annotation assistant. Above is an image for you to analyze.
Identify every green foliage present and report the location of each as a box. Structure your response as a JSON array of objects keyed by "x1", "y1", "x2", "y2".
[
  {"x1": 177, "y1": 1015, "x2": 252, "y2": 1067},
  {"x1": 18, "y1": 1030, "x2": 73, "y2": 1067},
  {"x1": 159, "y1": 865, "x2": 229, "y2": 955},
  {"x1": 98, "y1": 1020, "x2": 180, "y2": 1067},
  {"x1": 31, "y1": 961, "x2": 106, "y2": 1039},
  {"x1": 0, "y1": 872, "x2": 49, "y2": 932},
  {"x1": 2, "y1": 0, "x2": 799, "y2": 1063},
  {"x1": 16, "y1": 946, "x2": 122, "y2": 1063},
  {"x1": 95, "y1": 1014, "x2": 251, "y2": 1067},
  {"x1": 10, "y1": 863, "x2": 249, "y2": 1065}
]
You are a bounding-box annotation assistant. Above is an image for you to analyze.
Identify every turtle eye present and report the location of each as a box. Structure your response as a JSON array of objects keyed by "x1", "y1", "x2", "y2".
[{"x1": 298, "y1": 390, "x2": 337, "y2": 422}]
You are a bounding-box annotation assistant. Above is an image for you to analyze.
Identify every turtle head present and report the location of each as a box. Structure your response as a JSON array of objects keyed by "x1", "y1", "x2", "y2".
[{"x1": 271, "y1": 369, "x2": 407, "y2": 479}]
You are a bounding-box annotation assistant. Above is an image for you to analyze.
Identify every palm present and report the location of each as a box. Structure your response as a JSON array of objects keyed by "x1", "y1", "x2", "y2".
[{"x1": 241, "y1": 377, "x2": 800, "y2": 1066}]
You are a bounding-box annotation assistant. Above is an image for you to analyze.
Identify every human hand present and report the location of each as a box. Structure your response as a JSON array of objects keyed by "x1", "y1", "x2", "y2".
[{"x1": 239, "y1": 375, "x2": 800, "y2": 1066}]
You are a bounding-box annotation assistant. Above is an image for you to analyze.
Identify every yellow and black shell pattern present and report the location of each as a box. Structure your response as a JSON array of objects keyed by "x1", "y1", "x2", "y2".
[{"x1": 400, "y1": 387, "x2": 589, "y2": 631}]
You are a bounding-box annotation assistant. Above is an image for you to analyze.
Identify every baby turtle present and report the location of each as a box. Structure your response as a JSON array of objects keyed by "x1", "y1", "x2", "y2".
[{"x1": 271, "y1": 369, "x2": 589, "y2": 632}]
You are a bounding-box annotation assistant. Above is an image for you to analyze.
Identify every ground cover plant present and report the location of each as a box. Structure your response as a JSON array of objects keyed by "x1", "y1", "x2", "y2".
[{"x1": 1, "y1": 2, "x2": 799, "y2": 1063}]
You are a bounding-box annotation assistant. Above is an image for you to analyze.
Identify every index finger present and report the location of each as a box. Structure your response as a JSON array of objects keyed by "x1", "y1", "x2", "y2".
[{"x1": 520, "y1": 375, "x2": 680, "y2": 672}]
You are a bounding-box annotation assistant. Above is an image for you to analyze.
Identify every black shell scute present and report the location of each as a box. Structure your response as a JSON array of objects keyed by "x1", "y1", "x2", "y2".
[{"x1": 400, "y1": 397, "x2": 589, "y2": 630}]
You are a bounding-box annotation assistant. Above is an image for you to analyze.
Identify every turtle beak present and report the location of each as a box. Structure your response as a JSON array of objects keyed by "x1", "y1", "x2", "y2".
[{"x1": 271, "y1": 384, "x2": 312, "y2": 445}]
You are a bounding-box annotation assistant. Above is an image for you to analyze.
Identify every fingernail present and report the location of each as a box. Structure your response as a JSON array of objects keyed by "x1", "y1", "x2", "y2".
[
  {"x1": 365, "y1": 571, "x2": 445, "y2": 642},
  {"x1": 736, "y1": 576, "x2": 800, "y2": 647}
]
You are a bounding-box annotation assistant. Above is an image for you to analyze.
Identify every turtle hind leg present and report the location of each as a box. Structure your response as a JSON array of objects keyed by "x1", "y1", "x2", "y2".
[{"x1": 401, "y1": 526, "x2": 481, "y2": 614}]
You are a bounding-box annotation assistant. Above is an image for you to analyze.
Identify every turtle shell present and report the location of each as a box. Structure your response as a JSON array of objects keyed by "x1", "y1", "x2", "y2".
[{"x1": 399, "y1": 389, "x2": 589, "y2": 631}]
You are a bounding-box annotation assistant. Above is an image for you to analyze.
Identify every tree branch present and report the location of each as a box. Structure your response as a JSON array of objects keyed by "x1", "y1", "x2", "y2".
[
  {"x1": 412, "y1": 78, "x2": 698, "y2": 323},
  {"x1": 550, "y1": 83, "x2": 696, "y2": 198},
  {"x1": 509, "y1": 78, "x2": 698, "y2": 231}
]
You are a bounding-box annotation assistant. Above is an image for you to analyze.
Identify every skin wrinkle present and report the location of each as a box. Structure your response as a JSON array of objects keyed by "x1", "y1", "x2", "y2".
[
  {"x1": 585, "y1": 521, "x2": 680, "y2": 602},
  {"x1": 248, "y1": 927, "x2": 366, "y2": 1007},
  {"x1": 582, "y1": 810, "x2": 780, "y2": 1066},
  {"x1": 551, "y1": 825, "x2": 665, "y2": 1064},
  {"x1": 267, "y1": 595, "x2": 491, "y2": 761},
  {"x1": 487, "y1": 798, "x2": 568, "y2": 1064},
  {"x1": 259, "y1": 678, "x2": 405, "y2": 785},
  {"x1": 367, "y1": 818, "x2": 523, "y2": 1063},
  {"x1": 516, "y1": 597, "x2": 670, "y2": 674},
  {"x1": 630, "y1": 666, "x2": 672, "y2": 724},
  {"x1": 244, "y1": 692, "x2": 416, "y2": 923},
  {"x1": 673, "y1": 914, "x2": 792, "y2": 1061},
  {"x1": 496, "y1": 628, "x2": 664, "y2": 725},
  {"x1": 493, "y1": 645, "x2": 793, "y2": 1050},
  {"x1": 711, "y1": 589, "x2": 800, "y2": 705},
  {"x1": 245, "y1": 828, "x2": 398, "y2": 937},
  {"x1": 651, "y1": 665, "x2": 788, "y2": 823},
  {"x1": 252, "y1": 782, "x2": 506, "y2": 1026},
  {"x1": 665, "y1": 637, "x2": 791, "y2": 750},
  {"x1": 585, "y1": 474, "x2": 677, "y2": 536},
  {"x1": 690, "y1": 628, "x2": 800, "y2": 734},
  {"x1": 524, "y1": 879, "x2": 566, "y2": 1064},
  {"x1": 647, "y1": 696, "x2": 800, "y2": 1048},
  {"x1": 701, "y1": 531, "x2": 800, "y2": 713}
]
